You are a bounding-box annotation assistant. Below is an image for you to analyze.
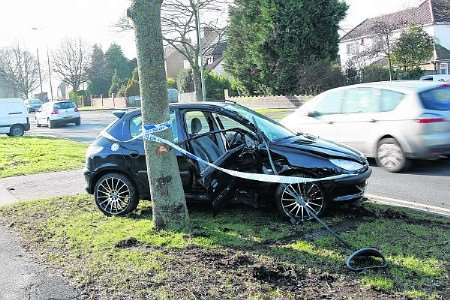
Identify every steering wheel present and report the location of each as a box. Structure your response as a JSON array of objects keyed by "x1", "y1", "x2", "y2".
[{"x1": 227, "y1": 128, "x2": 252, "y2": 149}]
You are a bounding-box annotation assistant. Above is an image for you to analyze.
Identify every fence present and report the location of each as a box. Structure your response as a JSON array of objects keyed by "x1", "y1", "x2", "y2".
[
  {"x1": 91, "y1": 97, "x2": 129, "y2": 109},
  {"x1": 225, "y1": 90, "x2": 311, "y2": 109}
]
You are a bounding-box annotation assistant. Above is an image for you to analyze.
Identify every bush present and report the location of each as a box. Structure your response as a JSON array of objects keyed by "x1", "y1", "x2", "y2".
[
  {"x1": 176, "y1": 69, "x2": 195, "y2": 93},
  {"x1": 167, "y1": 77, "x2": 177, "y2": 89},
  {"x1": 69, "y1": 90, "x2": 88, "y2": 106},
  {"x1": 361, "y1": 65, "x2": 391, "y2": 83},
  {"x1": 205, "y1": 72, "x2": 236, "y2": 100},
  {"x1": 297, "y1": 60, "x2": 346, "y2": 95}
]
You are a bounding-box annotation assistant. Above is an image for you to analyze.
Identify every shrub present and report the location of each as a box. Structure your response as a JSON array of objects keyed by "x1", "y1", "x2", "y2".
[
  {"x1": 361, "y1": 65, "x2": 390, "y2": 83},
  {"x1": 167, "y1": 77, "x2": 177, "y2": 89},
  {"x1": 176, "y1": 69, "x2": 195, "y2": 93},
  {"x1": 297, "y1": 60, "x2": 346, "y2": 95},
  {"x1": 205, "y1": 71, "x2": 236, "y2": 100}
]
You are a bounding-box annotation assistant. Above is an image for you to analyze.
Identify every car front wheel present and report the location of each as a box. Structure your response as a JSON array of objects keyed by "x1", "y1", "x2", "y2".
[
  {"x1": 376, "y1": 138, "x2": 410, "y2": 173},
  {"x1": 8, "y1": 125, "x2": 25, "y2": 137},
  {"x1": 275, "y1": 178, "x2": 326, "y2": 221},
  {"x1": 94, "y1": 173, "x2": 139, "y2": 216}
]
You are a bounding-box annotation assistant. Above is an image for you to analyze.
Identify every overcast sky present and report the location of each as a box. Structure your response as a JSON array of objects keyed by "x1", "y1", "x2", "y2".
[{"x1": 0, "y1": 0, "x2": 424, "y2": 61}]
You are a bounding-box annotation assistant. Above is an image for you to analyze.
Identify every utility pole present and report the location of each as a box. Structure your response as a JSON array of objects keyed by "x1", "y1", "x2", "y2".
[
  {"x1": 195, "y1": 1, "x2": 207, "y2": 101},
  {"x1": 47, "y1": 49, "x2": 54, "y2": 101},
  {"x1": 36, "y1": 48, "x2": 43, "y2": 97}
]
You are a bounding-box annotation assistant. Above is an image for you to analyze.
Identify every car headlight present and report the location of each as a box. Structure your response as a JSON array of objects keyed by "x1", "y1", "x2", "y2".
[{"x1": 330, "y1": 159, "x2": 363, "y2": 172}]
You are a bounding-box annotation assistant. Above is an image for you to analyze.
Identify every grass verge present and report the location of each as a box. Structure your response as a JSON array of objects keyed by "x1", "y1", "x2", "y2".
[
  {"x1": 0, "y1": 195, "x2": 449, "y2": 299},
  {"x1": 0, "y1": 137, "x2": 87, "y2": 178}
]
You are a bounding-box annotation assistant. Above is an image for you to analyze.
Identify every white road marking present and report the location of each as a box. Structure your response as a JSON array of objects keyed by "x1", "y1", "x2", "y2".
[{"x1": 367, "y1": 194, "x2": 450, "y2": 217}]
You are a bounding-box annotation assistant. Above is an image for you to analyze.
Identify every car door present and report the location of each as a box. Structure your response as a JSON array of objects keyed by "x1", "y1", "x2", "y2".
[
  {"x1": 181, "y1": 109, "x2": 242, "y2": 212},
  {"x1": 125, "y1": 110, "x2": 195, "y2": 197},
  {"x1": 299, "y1": 89, "x2": 345, "y2": 141},
  {"x1": 334, "y1": 87, "x2": 381, "y2": 154}
]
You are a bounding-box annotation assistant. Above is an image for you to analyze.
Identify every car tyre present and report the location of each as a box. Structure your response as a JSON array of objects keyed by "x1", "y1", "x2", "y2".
[
  {"x1": 376, "y1": 138, "x2": 410, "y2": 173},
  {"x1": 8, "y1": 125, "x2": 25, "y2": 137},
  {"x1": 48, "y1": 119, "x2": 56, "y2": 129},
  {"x1": 275, "y1": 176, "x2": 327, "y2": 221},
  {"x1": 94, "y1": 173, "x2": 139, "y2": 216},
  {"x1": 74, "y1": 118, "x2": 81, "y2": 126}
]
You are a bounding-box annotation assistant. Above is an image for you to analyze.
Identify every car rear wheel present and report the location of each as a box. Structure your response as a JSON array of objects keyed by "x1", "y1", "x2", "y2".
[
  {"x1": 94, "y1": 173, "x2": 139, "y2": 216},
  {"x1": 275, "y1": 178, "x2": 326, "y2": 221},
  {"x1": 376, "y1": 138, "x2": 410, "y2": 173}
]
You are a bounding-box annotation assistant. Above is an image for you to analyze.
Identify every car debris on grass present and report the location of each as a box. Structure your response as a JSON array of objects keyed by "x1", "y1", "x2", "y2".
[{"x1": 0, "y1": 194, "x2": 448, "y2": 299}]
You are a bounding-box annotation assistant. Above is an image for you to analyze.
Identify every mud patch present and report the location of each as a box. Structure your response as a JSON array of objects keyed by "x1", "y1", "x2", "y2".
[
  {"x1": 115, "y1": 237, "x2": 139, "y2": 249},
  {"x1": 252, "y1": 264, "x2": 305, "y2": 287}
]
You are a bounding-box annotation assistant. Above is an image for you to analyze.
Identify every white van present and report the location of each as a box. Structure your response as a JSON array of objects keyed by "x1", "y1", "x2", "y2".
[{"x1": 0, "y1": 98, "x2": 30, "y2": 137}]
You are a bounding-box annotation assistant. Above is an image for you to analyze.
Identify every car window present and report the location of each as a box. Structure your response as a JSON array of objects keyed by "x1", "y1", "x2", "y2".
[
  {"x1": 342, "y1": 88, "x2": 379, "y2": 114},
  {"x1": 130, "y1": 111, "x2": 179, "y2": 143},
  {"x1": 184, "y1": 111, "x2": 212, "y2": 136},
  {"x1": 314, "y1": 90, "x2": 344, "y2": 115},
  {"x1": 380, "y1": 89, "x2": 405, "y2": 112},
  {"x1": 54, "y1": 102, "x2": 76, "y2": 109},
  {"x1": 212, "y1": 113, "x2": 250, "y2": 131},
  {"x1": 420, "y1": 86, "x2": 450, "y2": 111}
]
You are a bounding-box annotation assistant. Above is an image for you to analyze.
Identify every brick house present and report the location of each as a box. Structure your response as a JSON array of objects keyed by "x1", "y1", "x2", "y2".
[{"x1": 339, "y1": 0, "x2": 450, "y2": 75}]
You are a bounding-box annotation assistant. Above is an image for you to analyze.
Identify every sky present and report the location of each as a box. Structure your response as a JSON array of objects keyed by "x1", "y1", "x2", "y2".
[{"x1": 0, "y1": 0, "x2": 425, "y2": 60}]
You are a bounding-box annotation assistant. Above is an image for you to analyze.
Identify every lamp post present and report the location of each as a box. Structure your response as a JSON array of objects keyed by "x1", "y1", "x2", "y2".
[{"x1": 195, "y1": 1, "x2": 207, "y2": 101}]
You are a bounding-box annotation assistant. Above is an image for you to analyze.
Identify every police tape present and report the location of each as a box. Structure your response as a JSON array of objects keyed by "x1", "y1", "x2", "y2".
[
  {"x1": 100, "y1": 122, "x2": 355, "y2": 185},
  {"x1": 143, "y1": 123, "x2": 356, "y2": 184}
]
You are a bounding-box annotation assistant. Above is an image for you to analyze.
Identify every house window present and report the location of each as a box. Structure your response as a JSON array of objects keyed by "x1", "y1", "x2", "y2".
[
  {"x1": 346, "y1": 43, "x2": 359, "y2": 56},
  {"x1": 361, "y1": 38, "x2": 365, "y2": 46},
  {"x1": 440, "y1": 63, "x2": 449, "y2": 75}
]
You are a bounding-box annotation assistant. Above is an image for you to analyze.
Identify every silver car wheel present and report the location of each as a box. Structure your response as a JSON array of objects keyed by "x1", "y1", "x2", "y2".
[
  {"x1": 96, "y1": 177, "x2": 131, "y2": 215},
  {"x1": 280, "y1": 183, "x2": 324, "y2": 221},
  {"x1": 378, "y1": 143, "x2": 404, "y2": 170}
]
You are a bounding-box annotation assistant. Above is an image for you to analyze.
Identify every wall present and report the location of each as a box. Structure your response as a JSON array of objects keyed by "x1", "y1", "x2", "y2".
[
  {"x1": 225, "y1": 92, "x2": 310, "y2": 109},
  {"x1": 91, "y1": 97, "x2": 128, "y2": 109},
  {"x1": 433, "y1": 24, "x2": 450, "y2": 50}
]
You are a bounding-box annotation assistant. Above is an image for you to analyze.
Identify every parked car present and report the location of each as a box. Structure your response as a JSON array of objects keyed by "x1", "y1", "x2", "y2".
[
  {"x1": 36, "y1": 100, "x2": 81, "y2": 128},
  {"x1": 24, "y1": 98, "x2": 43, "y2": 112},
  {"x1": 420, "y1": 74, "x2": 450, "y2": 82},
  {"x1": 281, "y1": 81, "x2": 450, "y2": 172},
  {"x1": 84, "y1": 103, "x2": 371, "y2": 219},
  {"x1": 0, "y1": 98, "x2": 30, "y2": 137}
]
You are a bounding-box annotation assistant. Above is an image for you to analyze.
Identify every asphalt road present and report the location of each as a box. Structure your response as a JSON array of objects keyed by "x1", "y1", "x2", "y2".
[{"x1": 26, "y1": 110, "x2": 450, "y2": 214}]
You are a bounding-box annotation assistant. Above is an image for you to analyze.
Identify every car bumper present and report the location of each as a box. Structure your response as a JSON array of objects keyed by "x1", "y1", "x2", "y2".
[
  {"x1": 83, "y1": 168, "x2": 94, "y2": 194},
  {"x1": 50, "y1": 116, "x2": 80, "y2": 124},
  {"x1": 324, "y1": 167, "x2": 372, "y2": 203}
]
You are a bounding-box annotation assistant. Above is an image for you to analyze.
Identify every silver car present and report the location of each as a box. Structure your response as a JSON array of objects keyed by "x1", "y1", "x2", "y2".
[
  {"x1": 36, "y1": 101, "x2": 81, "y2": 128},
  {"x1": 281, "y1": 81, "x2": 450, "y2": 172}
]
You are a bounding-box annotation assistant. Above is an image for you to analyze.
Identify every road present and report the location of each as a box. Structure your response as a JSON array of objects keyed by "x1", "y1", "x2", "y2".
[{"x1": 26, "y1": 110, "x2": 450, "y2": 214}]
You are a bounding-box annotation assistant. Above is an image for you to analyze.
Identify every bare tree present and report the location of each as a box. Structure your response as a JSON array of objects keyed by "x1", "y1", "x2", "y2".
[
  {"x1": 128, "y1": 0, "x2": 190, "y2": 231},
  {"x1": 0, "y1": 46, "x2": 40, "y2": 99},
  {"x1": 118, "y1": 0, "x2": 228, "y2": 101},
  {"x1": 52, "y1": 39, "x2": 90, "y2": 92}
]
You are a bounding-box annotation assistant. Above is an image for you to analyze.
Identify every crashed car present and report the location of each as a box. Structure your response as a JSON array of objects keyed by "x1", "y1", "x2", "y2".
[{"x1": 84, "y1": 102, "x2": 372, "y2": 220}]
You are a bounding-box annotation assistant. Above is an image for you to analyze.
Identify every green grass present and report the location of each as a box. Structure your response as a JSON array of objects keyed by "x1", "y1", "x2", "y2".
[
  {"x1": 0, "y1": 195, "x2": 449, "y2": 299},
  {"x1": 0, "y1": 137, "x2": 87, "y2": 178}
]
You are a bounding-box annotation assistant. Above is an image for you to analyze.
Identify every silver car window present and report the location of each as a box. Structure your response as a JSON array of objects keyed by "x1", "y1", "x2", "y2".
[
  {"x1": 342, "y1": 88, "x2": 379, "y2": 114},
  {"x1": 314, "y1": 90, "x2": 345, "y2": 115},
  {"x1": 380, "y1": 89, "x2": 405, "y2": 112}
]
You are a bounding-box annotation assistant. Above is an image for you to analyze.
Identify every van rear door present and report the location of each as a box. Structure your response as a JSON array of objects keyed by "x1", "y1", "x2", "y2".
[{"x1": 0, "y1": 99, "x2": 28, "y2": 134}]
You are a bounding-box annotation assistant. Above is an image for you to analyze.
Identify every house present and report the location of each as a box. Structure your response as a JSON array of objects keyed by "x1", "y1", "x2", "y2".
[
  {"x1": 0, "y1": 78, "x2": 17, "y2": 98},
  {"x1": 164, "y1": 28, "x2": 227, "y2": 78},
  {"x1": 339, "y1": 0, "x2": 450, "y2": 74}
]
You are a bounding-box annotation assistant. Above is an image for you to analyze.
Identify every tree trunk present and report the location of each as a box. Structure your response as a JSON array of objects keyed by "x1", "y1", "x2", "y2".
[
  {"x1": 192, "y1": 66, "x2": 203, "y2": 102},
  {"x1": 128, "y1": 0, "x2": 190, "y2": 231}
]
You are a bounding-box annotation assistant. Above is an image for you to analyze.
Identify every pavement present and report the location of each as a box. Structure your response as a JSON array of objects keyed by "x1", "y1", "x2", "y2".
[{"x1": 0, "y1": 226, "x2": 79, "y2": 300}]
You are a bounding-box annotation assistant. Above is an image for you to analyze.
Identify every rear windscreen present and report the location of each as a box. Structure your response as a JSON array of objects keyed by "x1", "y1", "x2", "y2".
[
  {"x1": 420, "y1": 86, "x2": 450, "y2": 111},
  {"x1": 54, "y1": 102, "x2": 76, "y2": 109}
]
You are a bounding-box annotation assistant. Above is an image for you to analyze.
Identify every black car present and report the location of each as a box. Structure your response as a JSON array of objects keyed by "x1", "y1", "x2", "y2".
[{"x1": 84, "y1": 102, "x2": 371, "y2": 220}]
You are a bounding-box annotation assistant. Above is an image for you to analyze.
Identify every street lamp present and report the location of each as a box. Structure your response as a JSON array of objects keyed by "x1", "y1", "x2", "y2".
[{"x1": 195, "y1": 1, "x2": 207, "y2": 101}]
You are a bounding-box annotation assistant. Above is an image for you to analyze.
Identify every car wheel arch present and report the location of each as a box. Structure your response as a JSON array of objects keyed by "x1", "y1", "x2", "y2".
[{"x1": 373, "y1": 134, "x2": 409, "y2": 158}]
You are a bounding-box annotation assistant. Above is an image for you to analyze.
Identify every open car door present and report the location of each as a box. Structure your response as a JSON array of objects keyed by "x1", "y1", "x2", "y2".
[{"x1": 181, "y1": 109, "x2": 259, "y2": 214}]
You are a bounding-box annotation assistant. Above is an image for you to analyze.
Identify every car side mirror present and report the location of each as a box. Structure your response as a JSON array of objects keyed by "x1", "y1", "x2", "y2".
[{"x1": 307, "y1": 111, "x2": 321, "y2": 118}]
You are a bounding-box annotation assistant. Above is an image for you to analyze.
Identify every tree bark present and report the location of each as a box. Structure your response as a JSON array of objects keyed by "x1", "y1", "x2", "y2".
[
  {"x1": 128, "y1": 0, "x2": 190, "y2": 231},
  {"x1": 192, "y1": 66, "x2": 204, "y2": 102}
]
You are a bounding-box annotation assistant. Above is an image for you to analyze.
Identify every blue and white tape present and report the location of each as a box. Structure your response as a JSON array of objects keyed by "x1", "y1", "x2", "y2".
[{"x1": 100, "y1": 122, "x2": 354, "y2": 184}]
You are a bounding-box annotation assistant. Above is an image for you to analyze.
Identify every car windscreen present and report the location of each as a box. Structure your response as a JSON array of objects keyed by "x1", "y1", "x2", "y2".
[
  {"x1": 419, "y1": 86, "x2": 450, "y2": 111},
  {"x1": 224, "y1": 104, "x2": 295, "y2": 142},
  {"x1": 31, "y1": 99, "x2": 42, "y2": 104},
  {"x1": 54, "y1": 102, "x2": 76, "y2": 109}
]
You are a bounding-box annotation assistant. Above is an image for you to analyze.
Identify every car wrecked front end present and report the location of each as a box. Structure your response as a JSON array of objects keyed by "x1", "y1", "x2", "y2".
[{"x1": 269, "y1": 135, "x2": 371, "y2": 204}]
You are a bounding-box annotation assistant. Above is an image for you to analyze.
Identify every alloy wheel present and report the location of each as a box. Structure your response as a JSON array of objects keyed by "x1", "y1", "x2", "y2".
[
  {"x1": 377, "y1": 143, "x2": 404, "y2": 171},
  {"x1": 280, "y1": 182, "x2": 324, "y2": 221},
  {"x1": 96, "y1": 176, "x2": 132, "y2": 215}
]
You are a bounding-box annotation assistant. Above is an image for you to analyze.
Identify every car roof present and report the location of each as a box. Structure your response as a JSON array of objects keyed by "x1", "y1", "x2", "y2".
[
  {"x1": 127, "y1": 101, "x2": 232, "y2": 114},
  {"x1": 346, "y1": 81, "x2": 447, "y2": 94}
]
